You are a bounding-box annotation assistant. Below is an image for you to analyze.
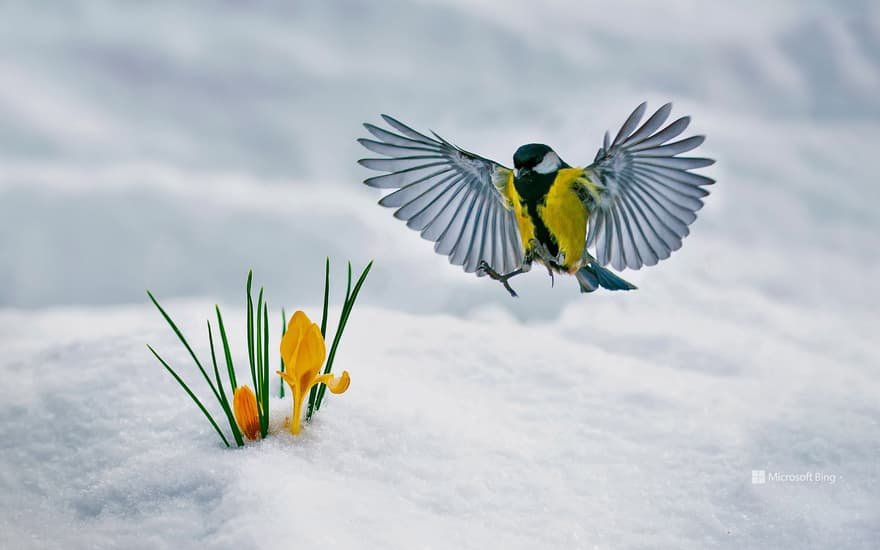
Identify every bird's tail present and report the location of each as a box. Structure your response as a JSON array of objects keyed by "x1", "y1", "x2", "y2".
[{"x1": 575, "y1": 262, "x2": 637, "y2": 293}]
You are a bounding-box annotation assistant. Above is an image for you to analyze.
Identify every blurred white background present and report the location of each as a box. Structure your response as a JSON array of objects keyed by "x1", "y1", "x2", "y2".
[{"x1": 1, "y1": 0, "x2": 877, "y2": 319}]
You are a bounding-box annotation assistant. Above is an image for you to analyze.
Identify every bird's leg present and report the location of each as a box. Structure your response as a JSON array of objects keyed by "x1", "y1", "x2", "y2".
[
  {"x1": 478, "y1": 260, "x2": 527, "y2": 298},
  {"x1": 530, "y1": 242, "x2": 558, "y2": 288}
]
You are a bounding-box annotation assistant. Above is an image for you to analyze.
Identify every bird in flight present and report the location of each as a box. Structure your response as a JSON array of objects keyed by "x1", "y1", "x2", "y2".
[{"x1": 358, "y1": 103, "x2": 715, "y2": 297}]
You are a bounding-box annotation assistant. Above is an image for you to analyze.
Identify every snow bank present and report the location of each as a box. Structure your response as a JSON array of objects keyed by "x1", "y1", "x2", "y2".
[{"x1": 0, "y1": 300, "x2": 876, "y2": 549}]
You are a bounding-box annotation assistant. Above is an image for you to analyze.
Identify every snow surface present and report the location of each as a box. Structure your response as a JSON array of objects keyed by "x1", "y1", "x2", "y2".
[
  {"x1": 1, "y1": 0, "x2": 879, "y2": 548},
  {"x1": 1, "y1": 297, "x2": 877, "y2": 549}
]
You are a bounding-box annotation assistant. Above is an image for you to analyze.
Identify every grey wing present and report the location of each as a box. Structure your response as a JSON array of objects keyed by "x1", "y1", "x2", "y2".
[
  {"x1": 584, "y1": 102, "x2": 715, "y2": 271},
  {"x1": 358, "y1": 115, "x2": 524, "y2": 275}
]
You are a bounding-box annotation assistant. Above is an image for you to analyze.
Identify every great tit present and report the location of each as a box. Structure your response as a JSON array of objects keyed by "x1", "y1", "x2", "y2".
[{"x1": 358, "y1": 102, "x2": 714, "y2": 297}]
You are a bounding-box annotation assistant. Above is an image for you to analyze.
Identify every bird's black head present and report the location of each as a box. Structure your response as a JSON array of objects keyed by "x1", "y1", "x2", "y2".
[
  {"x1": 513, "y1": 143, "x2": 552, "y2": 170},
  {"x1": 513, "y1": 143, "x2": 566, "y2": 177}
]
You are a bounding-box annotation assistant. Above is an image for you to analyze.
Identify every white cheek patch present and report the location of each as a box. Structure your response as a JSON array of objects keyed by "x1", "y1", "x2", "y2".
[{"x1": 534, "y1": 151, "x2": 562, "y2": 174}]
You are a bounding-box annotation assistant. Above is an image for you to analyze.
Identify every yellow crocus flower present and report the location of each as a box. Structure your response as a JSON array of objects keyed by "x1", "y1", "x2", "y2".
[
  {"x1": 278, "y1": 310, "x2": 350, "y2": 435},
  {"x1": 233, "y1": 385, "x2": 261, "y2": 440}
]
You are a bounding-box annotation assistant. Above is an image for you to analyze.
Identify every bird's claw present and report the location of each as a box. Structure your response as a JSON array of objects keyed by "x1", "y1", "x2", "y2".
[{"x1": 478, "y1": 261, "x2": 519, "y2": 297}]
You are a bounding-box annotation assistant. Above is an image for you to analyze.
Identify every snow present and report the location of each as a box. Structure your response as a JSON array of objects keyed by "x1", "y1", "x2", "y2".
[
  {"x1": 1, "y1": 297, "x2": 877, "y2": 549},
  {"x1": 1, "y1": 0, "x2": 879, "y2": 548}
]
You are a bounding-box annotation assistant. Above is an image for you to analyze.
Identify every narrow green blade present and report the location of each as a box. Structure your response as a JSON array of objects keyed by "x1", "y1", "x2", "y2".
[
  {"x1": 215, "y1": 306, "x2": 237, "y2": 390},
  {"x1": 307, "y1": 257, "x2": 330, "y2": 421},
  {"x1": 255, "y1": 286, "x2": 265, "y2": 409},
  {"x1": 279, "y1": 307, "x2": 287, "y2": 399},
  {"x1": 147, "y1": 291, "x2": 222, "y2": 404},
  {"x1": 344, "y1": 261, "x2": 352, "y2": 305},
  {"x1": 261, "y1": 300, "x2": 270, "y2": 437},
  {"x1": 148, "y1": 345, "x2": 230, "y2": 447},
  {"x1": 320, "y1": 257, "x2": 330, "y2": 338},
  {"x1": 208, "y1": 320, "x2": 244, "y2": 446},
  {"x1": 246, "y1": 270, "x2": 257, "y2": 400},
  {"x1": 315, "y1": 260, "x2": 373, "y2": 411}
]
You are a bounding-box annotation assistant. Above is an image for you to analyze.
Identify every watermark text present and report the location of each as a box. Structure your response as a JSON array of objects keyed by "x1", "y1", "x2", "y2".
[{"x1": 751, "y1": 469, "x2": 837, "y2": 485}]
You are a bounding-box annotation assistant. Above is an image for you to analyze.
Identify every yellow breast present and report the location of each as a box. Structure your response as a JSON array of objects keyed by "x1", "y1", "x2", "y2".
[
  {"x1": 503, "y1": 170, "x2": 536, "y2": 251},
  {"x1": 537, "y1": 167, "x2": 588, "y2": 272}
]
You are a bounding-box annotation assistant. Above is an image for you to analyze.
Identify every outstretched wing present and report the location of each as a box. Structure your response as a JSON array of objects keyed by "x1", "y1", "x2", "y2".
[
  {"x1": 583, "y1": 102, "x2": 715, "y2": 271},
  {"x1": 358, "y1": 115, "x2": 524, "y2": 275}
]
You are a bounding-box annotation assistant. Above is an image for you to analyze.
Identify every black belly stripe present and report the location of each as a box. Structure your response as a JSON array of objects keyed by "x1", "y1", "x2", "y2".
[{"x1": 514, "y1": 171, "x2": 559, "y2": 258}]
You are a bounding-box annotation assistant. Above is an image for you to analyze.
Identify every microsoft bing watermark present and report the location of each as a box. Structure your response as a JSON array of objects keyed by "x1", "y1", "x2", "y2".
[{"x1": 751, "y1": 469, "x2": 837, "y2": 485}]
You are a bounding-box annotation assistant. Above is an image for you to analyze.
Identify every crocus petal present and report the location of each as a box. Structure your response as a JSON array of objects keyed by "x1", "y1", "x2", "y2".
[
  {"x1": 277, "y1": 312, "x2": 330, "y2": 437},
  {"x1": 280, "y1": 310, "x2": 312, "y2": 367},
  {"x1": 295, "y1": 322, "x2": 326, "y2": 392},
  {"x1": 233, "y1": 385, "x2": 261, "y2": 440},
  {"x1": 314, "y1": 370, "x2": 350, "y2": 394},
  {"x1": 277, "y1": 369, "x2": 305, "y2": 435},
  {"x1": 277, "y1": 369, "x2": 299, "y2": 390}
]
